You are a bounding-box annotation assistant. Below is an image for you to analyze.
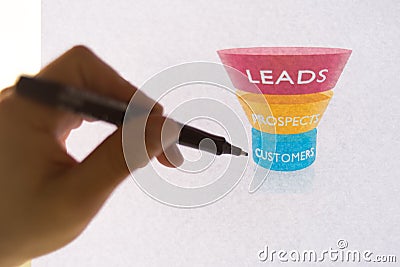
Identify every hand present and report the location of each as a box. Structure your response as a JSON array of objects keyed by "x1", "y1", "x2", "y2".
[{"x1": 0, "y1": 46, "x2": 183, "y2": 266}]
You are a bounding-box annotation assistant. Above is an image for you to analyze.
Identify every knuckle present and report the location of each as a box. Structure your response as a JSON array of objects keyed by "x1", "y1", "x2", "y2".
[
  {"x1": 152, "y1": 102, "x2": 164, "y2": 115},
  {"x1": 0, "y1": 86, "x2": 13, "y2": 94},
  {"x1": 69, "y1": 45, "x2": 94, "y2": 59}
]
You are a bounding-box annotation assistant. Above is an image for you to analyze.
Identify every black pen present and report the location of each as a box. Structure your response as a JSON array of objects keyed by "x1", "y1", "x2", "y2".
[{"x1": 15, "y1": 76, "x2": 248, "y2": 156}]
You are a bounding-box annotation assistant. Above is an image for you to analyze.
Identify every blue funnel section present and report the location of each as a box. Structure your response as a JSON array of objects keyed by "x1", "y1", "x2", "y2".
[{"x1": 252, "y1": 128, "x2": 317, "y2": 171}]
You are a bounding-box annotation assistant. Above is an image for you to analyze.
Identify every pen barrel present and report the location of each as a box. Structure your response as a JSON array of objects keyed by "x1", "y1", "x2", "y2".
[
  {"x1": 15, "y1": 76, "x2": 241, "y2": 156},
  {"x1": 178, "y1": 124, "x2": 227, "y2": 155}
]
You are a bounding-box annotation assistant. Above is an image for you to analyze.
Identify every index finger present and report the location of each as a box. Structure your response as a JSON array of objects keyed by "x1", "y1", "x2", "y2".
[{"x1": 37, "y1": 45, "x2": 163, "y2": 113}]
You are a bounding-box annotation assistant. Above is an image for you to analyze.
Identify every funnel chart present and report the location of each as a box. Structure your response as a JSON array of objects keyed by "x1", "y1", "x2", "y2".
[{"x1": 218, "y1": 47, "x2": 351, "y2": 171}]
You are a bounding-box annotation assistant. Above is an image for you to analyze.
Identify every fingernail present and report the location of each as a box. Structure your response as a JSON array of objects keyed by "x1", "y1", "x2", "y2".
[
  {"x1": 161, "y1": 118, "x2": 181, "y2": 148},
  {"x1": 164, "y1": 144, "x2": 184, "y2": 167}
]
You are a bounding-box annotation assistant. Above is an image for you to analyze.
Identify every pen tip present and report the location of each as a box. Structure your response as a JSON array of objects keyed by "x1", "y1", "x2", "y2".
[{"x1": 230, "y1": 144, "x2": 248, "y2": 157}]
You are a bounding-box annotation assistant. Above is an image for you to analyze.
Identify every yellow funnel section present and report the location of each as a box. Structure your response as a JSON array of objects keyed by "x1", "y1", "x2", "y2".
[{"x1": 236, "y1": 90, "x2": 333, "y2": 134}]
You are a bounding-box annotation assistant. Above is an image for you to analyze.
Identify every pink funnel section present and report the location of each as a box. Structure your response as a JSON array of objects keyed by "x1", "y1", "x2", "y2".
[{"x1": 217, "y1": 47, "x2": 351, "y2": 95}]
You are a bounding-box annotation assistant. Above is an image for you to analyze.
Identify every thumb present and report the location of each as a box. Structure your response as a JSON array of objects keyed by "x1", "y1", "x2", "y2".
[{"x1": 58, "y1": 115, "x2": 181, "y2": 205}]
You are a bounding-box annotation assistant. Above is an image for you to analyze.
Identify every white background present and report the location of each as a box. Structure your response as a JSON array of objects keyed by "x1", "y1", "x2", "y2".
[
  {"x1": 0, "y1": 1, "x2": 40, "y2": 90},
  {"x1": 3, "y1": 1, "x2": 400, "y2": 266}
]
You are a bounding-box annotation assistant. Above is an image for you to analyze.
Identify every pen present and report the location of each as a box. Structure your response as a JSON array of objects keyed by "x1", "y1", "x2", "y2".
[{"x1": 15, "y1": 76, "x2": 248, "y2": 156}]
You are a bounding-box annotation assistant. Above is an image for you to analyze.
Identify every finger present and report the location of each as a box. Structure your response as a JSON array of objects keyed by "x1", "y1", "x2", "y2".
[
  {"x1": 56, "y1": 115, "x2": 180, "y2": 208},
  {"x1": 28, "y1": 46, "x2": 174, "y2": 169},
  {"x1": 38, "y1": 45, "x2": 134, "y2": 102},
  {"x1": 37, "y1": 45, "x2": 161, "y2": 113},
  {"x1": 39, "y1": 46, "x2": 169, "y2": 163},
  {"x1": 27, "y1": 45, "x2": 163, "y2": 134},
  {"x1": 156, "y1": 144, "x2": 184, "y2": 168}
]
